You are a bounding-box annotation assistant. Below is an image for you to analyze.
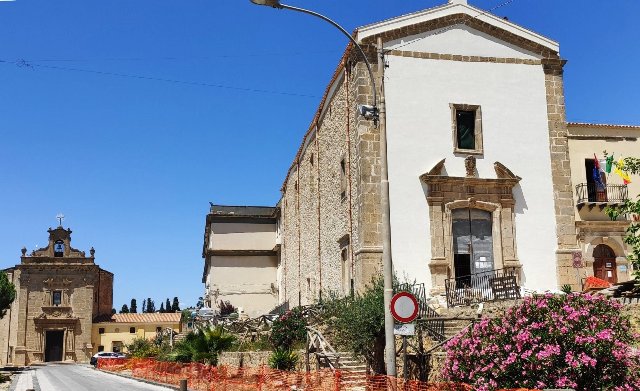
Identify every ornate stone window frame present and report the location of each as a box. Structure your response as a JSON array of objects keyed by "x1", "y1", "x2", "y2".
[
  {"x1": 420, "y1": 159, "x2": 522, "y2": 294},
  {"x1": 451, "y1": 103, "x2": 483, "y2": 155}
]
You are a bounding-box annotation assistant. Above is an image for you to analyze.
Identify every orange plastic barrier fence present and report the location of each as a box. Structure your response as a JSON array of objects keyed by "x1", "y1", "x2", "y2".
[{"x1": 97, "y1": 358, "x2": 534, "y2": 391}]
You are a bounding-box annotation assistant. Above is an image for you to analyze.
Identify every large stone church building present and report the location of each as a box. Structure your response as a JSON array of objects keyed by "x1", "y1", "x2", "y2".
[
  {"x1": 0, "y1": 226, "x2": 113, "y2": 365},
  {"x1": 202, "y1": 0, "x2": 638, "y2": 312}
]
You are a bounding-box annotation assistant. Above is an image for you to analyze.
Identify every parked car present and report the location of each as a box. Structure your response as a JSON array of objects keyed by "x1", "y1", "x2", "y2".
[{"x1": 90, "y1": 351, "x2": 126, "y2": 366}]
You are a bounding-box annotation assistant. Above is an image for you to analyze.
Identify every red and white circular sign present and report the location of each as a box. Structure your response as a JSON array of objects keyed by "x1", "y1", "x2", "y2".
[{"x1": 390, "y1": 291, "x2": 419, "y2": 323}]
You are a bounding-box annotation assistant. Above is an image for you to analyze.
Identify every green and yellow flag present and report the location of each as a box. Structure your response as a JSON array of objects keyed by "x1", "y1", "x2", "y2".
[{"x1": 614, "y1": 157, "x2": 631, "y2": 184}]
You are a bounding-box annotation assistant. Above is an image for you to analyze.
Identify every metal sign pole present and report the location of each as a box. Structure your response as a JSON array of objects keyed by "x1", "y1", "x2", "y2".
[{"x1": 402, "y1": 335, "x2": 408, "y2": 381}]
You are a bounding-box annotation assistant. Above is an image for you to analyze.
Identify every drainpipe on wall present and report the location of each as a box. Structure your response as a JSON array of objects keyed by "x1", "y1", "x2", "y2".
[
  {"x1": 315, "y1": 125, "x2": 322, "y2": 301},
  {"x1": 345, "y1": 63, "x2": 355, "y2": 295},
  {"x1": 297, "y1": 161, "x2": 301, "y2": 307}
]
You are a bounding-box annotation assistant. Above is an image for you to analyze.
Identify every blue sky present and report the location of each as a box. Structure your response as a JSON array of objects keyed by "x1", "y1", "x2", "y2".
[{"x1": 1, "y1": 0, "x2": 639, "y2": 310}]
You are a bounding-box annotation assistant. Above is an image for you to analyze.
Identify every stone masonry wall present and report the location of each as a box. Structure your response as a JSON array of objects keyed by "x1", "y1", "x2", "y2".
[
  {"x1": 0, "y1": 269, "x2": 19, "y2": 365},
  {"x1": 280, "y1": 69, "x2": 353, "y2": 305},
  {"x1": 317, "y1": 71, "x2": 350, "y2": 298},
  {"x1": 543, "y1": 60, "x2": 581, "y2": 290},
  {"x1": 349, "y1": 55, "x2": 384, "y2": 291}
]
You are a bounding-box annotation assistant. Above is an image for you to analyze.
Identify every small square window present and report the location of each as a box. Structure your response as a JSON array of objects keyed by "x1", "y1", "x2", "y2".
[
  {"x1": 98, "y1": 345, "x2": 104, "y2": 352},
  {"x1": 52, "y1": 291, "x2": 62, "y2": 306},
  {"x1": 130, "y1": 327, "x2": 136, "y2": 334},
  {"x1": 99, "y1": 328, "x2": 105, "y2": 334},
  {"x1": 451, "y1": 104, "x2": 483, "y2": 154}
]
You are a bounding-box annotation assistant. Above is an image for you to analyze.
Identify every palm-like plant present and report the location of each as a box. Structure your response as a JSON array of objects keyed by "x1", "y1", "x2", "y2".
[{"x1": 166, "y1": 326, "x2": 235, "y2": 365}]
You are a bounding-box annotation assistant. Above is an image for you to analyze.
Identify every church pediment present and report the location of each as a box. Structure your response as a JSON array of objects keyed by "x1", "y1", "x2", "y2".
[
  {"x1": 420, "y1": 158, "x2": 520, "y2": 207},
  {"x1": 21, "y1": 225, "x2": 95, "y2": 263},
  {"x1": 357, "y1": 2, "x2": 558, "y2": 59}
]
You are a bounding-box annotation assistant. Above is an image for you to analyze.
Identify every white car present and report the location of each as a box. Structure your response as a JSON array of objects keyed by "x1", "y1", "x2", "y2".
[{"x1": 90, "y1": 351, "x2": 125, "y2": 366}]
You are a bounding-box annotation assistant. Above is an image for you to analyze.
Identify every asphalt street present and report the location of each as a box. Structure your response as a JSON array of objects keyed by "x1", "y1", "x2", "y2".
[{"x1": 11, "y1": 364, "x2": 172, "y2": 391}]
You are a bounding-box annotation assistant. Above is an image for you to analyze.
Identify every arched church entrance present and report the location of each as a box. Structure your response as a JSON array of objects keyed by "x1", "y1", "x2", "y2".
[{"x1": 593, "y1": 244, "x2": 617, "y2": 284}]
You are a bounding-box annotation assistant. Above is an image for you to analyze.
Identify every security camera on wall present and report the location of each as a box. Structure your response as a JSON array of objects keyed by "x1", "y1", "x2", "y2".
[{"x1": 358, "y1": 104, "x2": 377, "y2": 120}]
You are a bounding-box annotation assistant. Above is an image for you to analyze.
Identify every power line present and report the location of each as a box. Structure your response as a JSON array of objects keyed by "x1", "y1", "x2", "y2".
[
  {"x1": 20, "y1": 50, "x2": 342, "y2": 63},
  {"x1": 0, "y1": 59, "x2": 320, "y2": 99},
  {"x1": 388, "y1": 0, "x2": 518, "y2": 52}
]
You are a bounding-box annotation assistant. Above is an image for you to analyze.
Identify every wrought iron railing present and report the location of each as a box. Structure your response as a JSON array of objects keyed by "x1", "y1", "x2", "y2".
[
  {"x1": 444, "y1": 267, "x2": 521, "y2": 308},
  {"x1": 575, "y1": 183, "x2": 628, "y2": 204}
]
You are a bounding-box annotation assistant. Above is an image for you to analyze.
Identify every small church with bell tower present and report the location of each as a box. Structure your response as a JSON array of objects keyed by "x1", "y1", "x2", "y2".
[{"x1": 0, "y1": 223, "x2": 113, "y2": 365}]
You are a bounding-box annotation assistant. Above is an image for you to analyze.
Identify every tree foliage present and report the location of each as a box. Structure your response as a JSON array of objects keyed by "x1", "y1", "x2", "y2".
[
  {"x1": 145, "y1": 298, "x2": 155, "y2": 313},
  {"x1": 165, "y1": 298, "x2": 171, "y2": 313},
  {"x1": 605, "y1": 155, "x2": 640, "y2": 283},
  {"x1": 126, "y1": 337, "x2": 161, "y2": 358},
  {"x1": 120, "y1": 304, "x2": 130, "y2": 314},
  {"x1": 159, "y1": 302, "x2": 165, "y2": 313},
  {"x1": 0, "y1": 271, "x2": 16, "y2": 319},
  {"x1": 130, "y1": 298, "x2": 137, "y2": 314},
  {"x1": 322, "y1": 277, "x2": 387, "y2": 374},
  {"x1": 171, "y1": 297, "x2": 180, "y2": 312}
]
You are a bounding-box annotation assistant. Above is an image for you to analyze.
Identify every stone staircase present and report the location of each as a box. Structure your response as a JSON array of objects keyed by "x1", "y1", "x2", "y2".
[
  {"x1": 442, "y1": 318, "x2": 472, "y2": 339},
  {"x1": 333, "y1": 352, "x2": 367, "y2": 391}
]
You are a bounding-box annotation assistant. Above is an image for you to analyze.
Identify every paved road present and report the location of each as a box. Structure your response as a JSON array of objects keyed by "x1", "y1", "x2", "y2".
[{"x1": 11, "y1": 364, "x2": 172, "y2": 391}]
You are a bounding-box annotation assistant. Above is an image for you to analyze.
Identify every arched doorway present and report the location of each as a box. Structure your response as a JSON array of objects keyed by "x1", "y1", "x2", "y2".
[{"x1": 593, "y1": 244, "x2": 617, "y2": 283}]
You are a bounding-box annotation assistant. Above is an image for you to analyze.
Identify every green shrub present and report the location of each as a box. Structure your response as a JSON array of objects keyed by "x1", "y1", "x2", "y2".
[
  {"x1": 126, "y1": 337, "x2": 160, "y2": 358},
  {"x1": 270, "y1": 308, "x2": 306, "y2": 350},
  {"x1": 164, "y1": 326, "x2": 235, "y2": 365},
  {"x1": 233, "y1": 334, "x2": 271, "y2": 352},
  {"x1": 322, "y1": 277, "x2": 387, "y2": 374},
  {"x1": 561, "y1": 284, "x2": 573, "y2": 294},
  {"x1": 443, "y1": 293, "x2": 640, "y2": 390},
  {"x1": 268, "y1": 348, "x2": 298, "y2": 371}
]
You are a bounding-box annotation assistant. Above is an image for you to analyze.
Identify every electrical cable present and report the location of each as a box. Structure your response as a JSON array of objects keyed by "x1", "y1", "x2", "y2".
[{"x1": 0, "y1": 58, "x2": 320, "y2": 99}]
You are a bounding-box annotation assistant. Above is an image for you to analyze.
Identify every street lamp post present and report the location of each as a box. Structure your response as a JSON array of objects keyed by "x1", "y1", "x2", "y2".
[{"x1": 250, "y1": 0, "x2": 396, "y2": 377}]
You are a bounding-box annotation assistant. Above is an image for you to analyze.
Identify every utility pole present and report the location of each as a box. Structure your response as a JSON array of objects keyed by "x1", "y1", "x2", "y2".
[{"x1": 377, "y1": 36, "x2": 396, "y2": 378}]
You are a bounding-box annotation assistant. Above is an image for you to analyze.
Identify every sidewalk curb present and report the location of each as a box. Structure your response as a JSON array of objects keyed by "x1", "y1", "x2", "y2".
[{"x1": 96, "y1": 368, "x2": 189, "y2": 390}]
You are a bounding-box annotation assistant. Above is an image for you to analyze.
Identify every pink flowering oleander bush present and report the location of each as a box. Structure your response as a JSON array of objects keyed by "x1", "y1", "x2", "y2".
[{"x1": 442, "y1": 293, "x2": 640, "y2": 391}]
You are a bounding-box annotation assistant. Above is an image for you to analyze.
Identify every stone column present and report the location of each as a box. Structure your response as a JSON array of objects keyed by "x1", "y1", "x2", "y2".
[{"x1": 543, "y1": 59, "x2": 581, "y2": 289}]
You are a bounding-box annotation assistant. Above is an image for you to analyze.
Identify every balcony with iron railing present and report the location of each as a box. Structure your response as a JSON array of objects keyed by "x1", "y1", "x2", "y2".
[
  {"x1": 444, "y1": 267, "x2": 521, "y2": 308},
  {"x1": 575, "y1": 183, "x2": 628, "y2": 209}
]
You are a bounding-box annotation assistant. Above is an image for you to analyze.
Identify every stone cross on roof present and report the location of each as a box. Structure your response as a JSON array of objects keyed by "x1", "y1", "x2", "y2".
[{"x1": 56, "y1": 213, "x2": 65, "y2": 226}]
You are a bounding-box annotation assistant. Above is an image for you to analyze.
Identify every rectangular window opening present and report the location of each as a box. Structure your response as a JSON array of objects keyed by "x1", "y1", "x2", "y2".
[
  {"x1": 52, "y1": 291, "x2": 62, "y2": 306},
  {"x1": 451, "y1": 104, "x2": 482, "y2": 154},
  {"x1": 456, "y1": 110, "x2": 476, "y2": 150},
  {"x1": 130, "y1": 327, "x2": 136, "y2": 334},
  {"x1": 98, "y1": 328, "x2": 105, "y2": 334}
]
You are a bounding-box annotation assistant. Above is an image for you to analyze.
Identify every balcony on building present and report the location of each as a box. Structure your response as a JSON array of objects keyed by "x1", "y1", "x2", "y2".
[{"x1": 575, "y1": 183, "x2": 628, "y2": 210}]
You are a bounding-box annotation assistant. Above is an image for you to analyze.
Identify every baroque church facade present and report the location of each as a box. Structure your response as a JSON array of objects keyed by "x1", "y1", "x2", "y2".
[
  {"x1": 0, "y1": 226, "x2": 113, "y2": 365},
  {"x1": 203, "y1": 0, "x2": 637, "y2": 312}
]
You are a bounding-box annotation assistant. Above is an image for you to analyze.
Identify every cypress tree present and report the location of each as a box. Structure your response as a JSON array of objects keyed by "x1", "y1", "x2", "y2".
[{"x1": 130, "y1": 298, "x2": 137, "y2": 314}]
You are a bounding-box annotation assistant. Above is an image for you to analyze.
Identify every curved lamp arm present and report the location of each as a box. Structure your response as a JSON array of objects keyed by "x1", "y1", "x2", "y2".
[{"x1": 250, "y1": 0, "x2": 378, "y2": 119}]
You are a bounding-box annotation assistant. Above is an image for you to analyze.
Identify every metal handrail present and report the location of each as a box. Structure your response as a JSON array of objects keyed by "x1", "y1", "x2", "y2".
[
  {"x1": 444, "y1": 267, "x2": 521, "y2": 308},
  {"x1": 575, "y1": 183, "x2": 628, "y2": 204}
]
